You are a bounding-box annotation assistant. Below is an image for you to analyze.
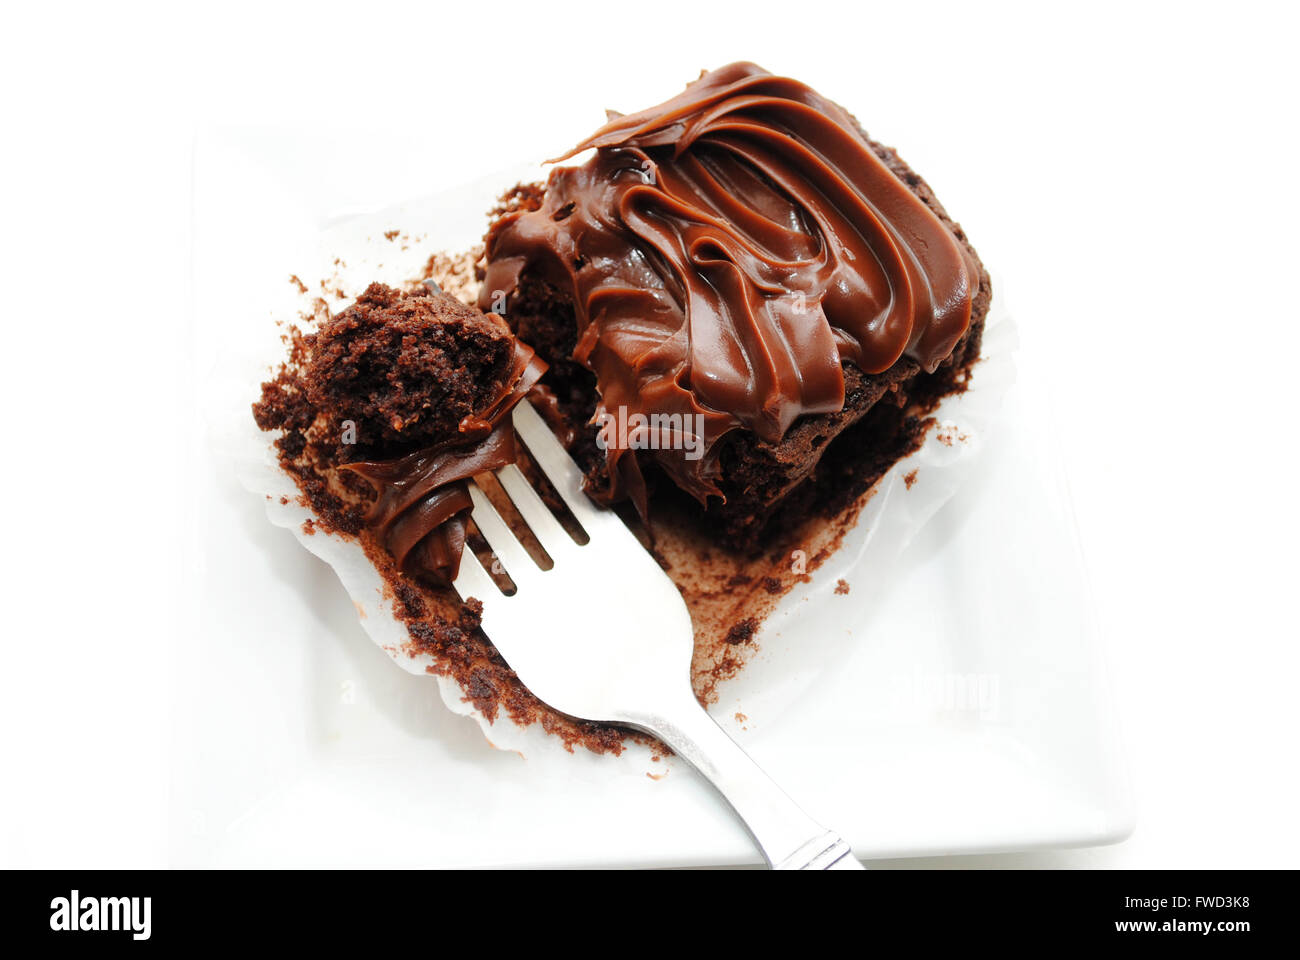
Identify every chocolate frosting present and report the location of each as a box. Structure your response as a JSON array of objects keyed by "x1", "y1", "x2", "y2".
[
  {"x1": 343, "y1": 340, "x2": 545, "y2": 585},
  {"x1": 481, "y1": 62, "x2": 979, "y2": 506}
]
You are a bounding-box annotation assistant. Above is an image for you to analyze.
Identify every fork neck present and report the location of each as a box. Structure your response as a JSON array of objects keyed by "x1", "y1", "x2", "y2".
[{"x1": 616, "y1": 691, "x2": 859, "y2": 869}]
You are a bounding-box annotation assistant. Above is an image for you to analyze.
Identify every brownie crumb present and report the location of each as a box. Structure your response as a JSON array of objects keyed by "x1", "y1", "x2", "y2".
[
  {"x1": 489, "y1": 182, "x2": 546, "y2": 219},
  {"x1": 394, "y1": 582, "x2": 426, "y2": 619},
  {"x1": 725, "y1": 618, "x2": 758, "y2": 645},
  {"x1": 904, "y1": 469, "x2": 918, "y2": 489}
]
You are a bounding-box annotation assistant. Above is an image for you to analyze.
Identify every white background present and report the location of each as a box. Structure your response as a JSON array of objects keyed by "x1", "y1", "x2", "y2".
[{"x1": 1, "y1": 0, "x2": 1296, "y2": 868}]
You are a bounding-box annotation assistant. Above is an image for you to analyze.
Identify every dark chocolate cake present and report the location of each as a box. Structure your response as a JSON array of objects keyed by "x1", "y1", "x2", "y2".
[
  {"x1": 254, "y1": 63, "x2": 991, "y2": 753},
  {"x1": 480, "y1": 62, "x2": 990, "y2": 548},
  {"x1": 304, "y1": 282, "x2": 522, "y2": 460}
]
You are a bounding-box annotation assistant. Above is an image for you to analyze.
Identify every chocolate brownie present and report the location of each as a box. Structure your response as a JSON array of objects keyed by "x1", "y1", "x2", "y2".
[{"x1": 480, "y1": 63, "x2": 990, "y2": 549}]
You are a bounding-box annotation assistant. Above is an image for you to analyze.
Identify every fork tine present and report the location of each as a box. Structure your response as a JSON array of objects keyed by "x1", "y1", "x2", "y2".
[
  {"x1": 451, "y1": 543, "x2": 501, "y2": 601},
  {"x1": 495, "y1": 463, "x2": 577, "y2": 557},
  {"x1": 511, "y1": 401, "x2": 625, "y2": 537},
  {"x1": 466, "y1": 481, "x2": 538, "y2": 585}
]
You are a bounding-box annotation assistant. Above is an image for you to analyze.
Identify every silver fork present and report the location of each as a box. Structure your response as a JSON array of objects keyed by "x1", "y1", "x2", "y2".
[{"x1": 454, "y1": 400, "x2": 865, "y2": 870}]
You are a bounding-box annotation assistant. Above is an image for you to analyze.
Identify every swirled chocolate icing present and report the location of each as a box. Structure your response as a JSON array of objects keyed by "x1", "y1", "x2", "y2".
[
  {"x1": 343, "y1": 326, "x2": 545, "y2": 585},
  {"x1": 481, "y1": 62, "x2": 979, "y2": 506}
]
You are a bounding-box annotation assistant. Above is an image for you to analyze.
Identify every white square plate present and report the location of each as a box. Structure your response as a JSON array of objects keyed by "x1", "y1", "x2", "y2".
[{"x1": 176, "y1": 125, "x2": 1133, "y2": 867}]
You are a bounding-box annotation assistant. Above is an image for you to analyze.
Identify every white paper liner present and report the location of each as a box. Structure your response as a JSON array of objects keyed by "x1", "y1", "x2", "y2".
[{"x1": 213, "y1": 164, "x2": 1017, "y2": 776}]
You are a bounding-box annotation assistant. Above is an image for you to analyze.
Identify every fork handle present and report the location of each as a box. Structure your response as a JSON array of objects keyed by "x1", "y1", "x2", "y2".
[{"x1": 622, "y1": 694, "x2": 865, "y2": 870}]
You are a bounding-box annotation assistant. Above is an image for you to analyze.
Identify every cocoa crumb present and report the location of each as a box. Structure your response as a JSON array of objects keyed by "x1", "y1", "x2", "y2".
[
  {"x1": 394, "y1": 581, "x2": 426, "y2": 619},
  {"x1": 725, "y1": 618, "x2": 758, "y2": 645}
]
